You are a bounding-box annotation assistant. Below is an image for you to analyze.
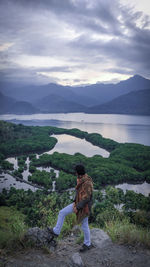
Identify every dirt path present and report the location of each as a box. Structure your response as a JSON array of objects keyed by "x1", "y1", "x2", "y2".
[{"x1": 1, "y1": 228, "x2": 150, "y2": 267}]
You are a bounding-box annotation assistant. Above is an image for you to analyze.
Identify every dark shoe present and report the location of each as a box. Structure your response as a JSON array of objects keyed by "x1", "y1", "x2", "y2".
[
  {"x1": 79, "y1": 243, "x2": 93, "y2": 253},
  {"x1": 47, "y1": 227, "x2": 59, "y2": 238}
]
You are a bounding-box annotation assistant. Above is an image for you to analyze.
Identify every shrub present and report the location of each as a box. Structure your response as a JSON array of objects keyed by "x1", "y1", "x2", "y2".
[
  {"x1": 95, "y1": 208, "x2": 124, "y2": 228},
  {"x1": 105, "y1": 218, "x2": 150, "y2": 248}
]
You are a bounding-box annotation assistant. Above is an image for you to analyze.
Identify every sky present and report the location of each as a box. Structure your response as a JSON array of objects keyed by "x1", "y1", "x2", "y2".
[{"x1": 0, "y1": 0, "x2": 150, "y2": 86}]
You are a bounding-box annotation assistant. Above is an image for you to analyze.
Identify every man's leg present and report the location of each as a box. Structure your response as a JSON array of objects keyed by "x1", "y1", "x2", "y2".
[
  {"x1": 53, "y1": 203, "x2": 74, "y2": 235},
  {"x1": 81, "y1": 217, "x2": 91, "y2": 246}
]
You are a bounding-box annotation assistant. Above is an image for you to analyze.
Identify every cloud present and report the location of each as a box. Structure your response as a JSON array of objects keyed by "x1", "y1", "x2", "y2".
[{"x1": 0, "y1": 0, "x2": 150, "y2": 85}]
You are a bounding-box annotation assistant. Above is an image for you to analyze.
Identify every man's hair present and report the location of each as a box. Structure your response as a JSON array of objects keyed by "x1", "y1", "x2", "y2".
[{"x1": 75, "y1": 164, "x2": 85, "y2": 175}]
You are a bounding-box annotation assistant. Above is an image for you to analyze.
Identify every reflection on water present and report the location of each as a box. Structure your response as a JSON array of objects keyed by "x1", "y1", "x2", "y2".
[
  {"x1": 45, "y1": 134, "x2": 110, "y2": 158},
  {"x1": 1, "y1": 113, "x2": 150, "y2": 125},
  {"x1": 0, "y1": 172, "x2": 37, "y2": 192},
  {"x1": 115, "y1": 181, "x2": 150, "y2": 197},
  {"x1": 1, "y1": 113, "x2": 150, "y2": 145},
  {"x1": 0, "y1": 156, "x2": 60, "y2": 192}
]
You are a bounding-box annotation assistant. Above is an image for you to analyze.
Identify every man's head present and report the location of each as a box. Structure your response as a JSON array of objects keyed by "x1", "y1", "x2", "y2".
[{"x1": 75, "y1": 164, "x2": 85, "y2": 175}]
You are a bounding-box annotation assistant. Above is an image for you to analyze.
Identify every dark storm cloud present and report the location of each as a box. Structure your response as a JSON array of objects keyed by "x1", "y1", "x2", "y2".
[{"x1": 0, "y1": 0, "x2": 150, "y2": 83}]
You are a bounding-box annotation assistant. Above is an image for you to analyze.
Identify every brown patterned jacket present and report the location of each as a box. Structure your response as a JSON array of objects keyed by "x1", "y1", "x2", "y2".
[{"x1": 74, "y1": 174, "x2": 93, "y2": 223}]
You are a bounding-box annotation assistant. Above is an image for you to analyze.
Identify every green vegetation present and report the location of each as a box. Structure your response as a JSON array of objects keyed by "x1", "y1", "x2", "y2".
[
  {"x1": 13, "y1": 170, "x2": 23, "y2": 179},
  {"x1": 31, "y1": 151, "x2": 144, "y2": 189},
  {"x1": 91, "y1": 187, "x2": 150, "y2": 228},
  {"x1": 0, "y1": 121, "x2": 149, "y2": 203},
  {"x1": 0, "y1": 120, "x2": 150, "y2": 189},
  {"x1": 0, "y1": 206, "x2": 27, "y2": 250},
  {"x1": 0, "y1": 121, "x2": 57, "y2": 157},
  {"x1": 0, "y1": 121, "x2": 118, "y2": 159},
  {"x1": 0, "y1": 188, "x2": 71, "y2": 226},
  {"x1": 105, "y1": 218, "x2": 150, "y2": 248},
  {"x1": 0, "y1": 186, "x2": 150, "y2": 249},
  {"x1": 55, "y1": 170, "x2": 76, "y2": 191},
  {"x1": 0, "y1": 160, "x2": 13, "y2": 170},
  {"x1": 85, "y1": 132, "x2": 118, "y2": 152},
  {"x1": 28, "y1": 170, "x2": 52, "y2": 189},
  {"x1": 18, "y1": 156, "x2": 26, "y2": 168},
  {"x1": 0, "y1": 120, "x2": 150, "y2": 249},
  {"x1": 110, "y1": 143, "x2": 150, "y2": 182}
]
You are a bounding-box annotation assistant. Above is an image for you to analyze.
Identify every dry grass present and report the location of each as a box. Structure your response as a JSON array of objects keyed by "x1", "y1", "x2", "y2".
[{"x1": 105, "y1": 218, "x2": 150, "y2": 249}]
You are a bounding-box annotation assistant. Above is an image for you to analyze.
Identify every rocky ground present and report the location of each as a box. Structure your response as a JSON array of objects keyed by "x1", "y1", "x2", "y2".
[{"x1": 0, "y1": 227, "x2": 150, "y2": 267}]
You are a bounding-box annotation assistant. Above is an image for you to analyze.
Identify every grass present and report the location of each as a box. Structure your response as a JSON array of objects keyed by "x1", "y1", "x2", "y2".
[
  {"x1": 105, "y1": 218, "x2": 150, "y2": 249},
  {"x1": 1, "y1": 204, "x2": 150, "y2": 253},
  {"x1": 76, "y1": 232, "x2": 84, "y2": 244},
  {"x1": 0, "y1": 206, "x2": 28, "y2": 250},
  {"x1": 59, "y1": 213, "x2": 77, "y2": 239}
]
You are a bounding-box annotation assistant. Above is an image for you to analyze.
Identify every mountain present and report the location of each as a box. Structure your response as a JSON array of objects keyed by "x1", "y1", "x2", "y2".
[
  {"x1": 36, "y1": 94, "x2": 86, "y2": 113},
  {"x1": 0, "y1": 91, "x2": 16, "y2": 114},
  {"x1": 71, "y1": 75, "x2": 150, "y2": 105},
  {"x1": 10, "y1": 101, "x2": 39, "y2": 114},
  {"x1": 1, "y1": 75, "x2": 150, "y2": 114},
  {"x1": 87, "y1": 89, "x2": 150, "y2": 115},
  {"x1": 0, "y1": 82, "x2": 98, "y2": 107},
  {"x1": 0, "y1": 91, "x2": 39, "y2": 114},
  {"x1": 1, "y1": 75, "x2": 150, "y2": 107}
]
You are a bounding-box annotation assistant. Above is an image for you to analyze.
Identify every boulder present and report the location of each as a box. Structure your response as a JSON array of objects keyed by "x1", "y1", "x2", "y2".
[
  {"x1": 25, "y1": 227, "x2": 56, "y2": 249},
  {"x1": 70, "y1": 252, "x2": 84, "y2": 267},
  {"x1": 90, "y1": 228, "x2": 112, "y2": 248}
]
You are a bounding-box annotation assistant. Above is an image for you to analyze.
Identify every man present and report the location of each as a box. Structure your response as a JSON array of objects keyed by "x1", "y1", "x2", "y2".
[{"x1": 48, "y1": 164, "x2": 93, "y2": 252}]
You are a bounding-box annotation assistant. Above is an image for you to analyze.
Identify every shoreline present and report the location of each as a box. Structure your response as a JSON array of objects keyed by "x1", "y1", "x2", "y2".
[{"x1": 1, "y1": 169, "x2": 150, "y2": 197}]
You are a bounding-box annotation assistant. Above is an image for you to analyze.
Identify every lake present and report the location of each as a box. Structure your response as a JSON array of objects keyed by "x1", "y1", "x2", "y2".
[
  {"x1": 1, "y1": 113, "x2": 150, "y2": 145},
  {"x1": 46, "y1": 134, "x2": 109, "y2": 157}
]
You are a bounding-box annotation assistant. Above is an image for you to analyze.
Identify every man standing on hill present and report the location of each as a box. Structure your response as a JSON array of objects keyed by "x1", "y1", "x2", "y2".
[{"x1": 48, "y1": 164, "x2": 93, "y2": 252}]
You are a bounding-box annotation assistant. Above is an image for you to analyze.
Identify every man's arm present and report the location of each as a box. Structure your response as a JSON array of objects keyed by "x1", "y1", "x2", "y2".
[
  {"x1": 76, "y1": 197, "x2": 91, "y2": 210},
  {"x1": 76, "y1": 183, "x2": 93, "y2": 210}
]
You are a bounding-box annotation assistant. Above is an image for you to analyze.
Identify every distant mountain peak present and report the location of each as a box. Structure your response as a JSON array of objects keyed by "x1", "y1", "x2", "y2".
[{"x1": 129, "y1": 74, "x2": 148, "y2": 81}]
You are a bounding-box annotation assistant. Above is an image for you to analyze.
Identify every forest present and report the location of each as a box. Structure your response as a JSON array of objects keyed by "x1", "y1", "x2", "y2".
[
  {"x1": 0, "y1": 120, "x2": 150, "y2": 249},
  {"x1": 0, "y1": 120, "x2": 150, "y2": 191}
]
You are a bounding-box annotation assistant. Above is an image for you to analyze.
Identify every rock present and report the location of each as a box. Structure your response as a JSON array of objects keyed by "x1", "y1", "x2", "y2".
[
  {"x1": 70, "y1": 252, "x2": 84, "y2": 267},
  {"x1": 90, "y1": 228, "x2": 112, "y2": 249},
  {"x1": 25, "y1": 227, "x2": 55, "y2": 249},
  {"x1": 132, "y1": 249, "x2": 137, "y2": 254}
]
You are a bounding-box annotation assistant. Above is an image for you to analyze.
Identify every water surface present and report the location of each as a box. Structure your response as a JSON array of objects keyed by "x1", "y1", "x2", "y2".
[
  {"x1": 45, "y1": 134, "x2": 109, "y2": 157},
  {"x1": 1, "y1": 113, "x2": 150, "y2": 145},
  {"x1": 115, "y1": 182, "x2": 150, "y2": 197}
]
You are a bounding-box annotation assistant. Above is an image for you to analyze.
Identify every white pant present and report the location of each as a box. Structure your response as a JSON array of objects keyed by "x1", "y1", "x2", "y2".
[{"x1": 53, "y1": 203, "x2": 91, "y2": 246}]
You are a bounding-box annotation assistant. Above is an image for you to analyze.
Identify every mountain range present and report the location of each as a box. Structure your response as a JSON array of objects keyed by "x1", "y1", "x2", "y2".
[
  {"x1": 0, "y1": 75, "x2": 150, "y2": 115},
  {"x1": 0, "y1": 92, "x2": 39, "y2": 114},
  {"x1": 87, "y1": 89, "x2": 150, "y2": 115}
]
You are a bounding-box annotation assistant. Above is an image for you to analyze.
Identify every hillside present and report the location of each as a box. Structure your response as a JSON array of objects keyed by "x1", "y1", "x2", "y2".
[
  {"x1": 87, "y1": 89, "x2": 150, "y2": 115},
  {"x1": 36, "y1": 93, "x2": 86, "y2": 113},
  {"x1": 0, "y1": 92, "x2": 39, "y2": 114},
  {"x1": 0, "y1": 92, "x2": 16, "y2": 114},
  {"x1": 10, "y1": 101, "x2": 40, "y2": 114}
]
